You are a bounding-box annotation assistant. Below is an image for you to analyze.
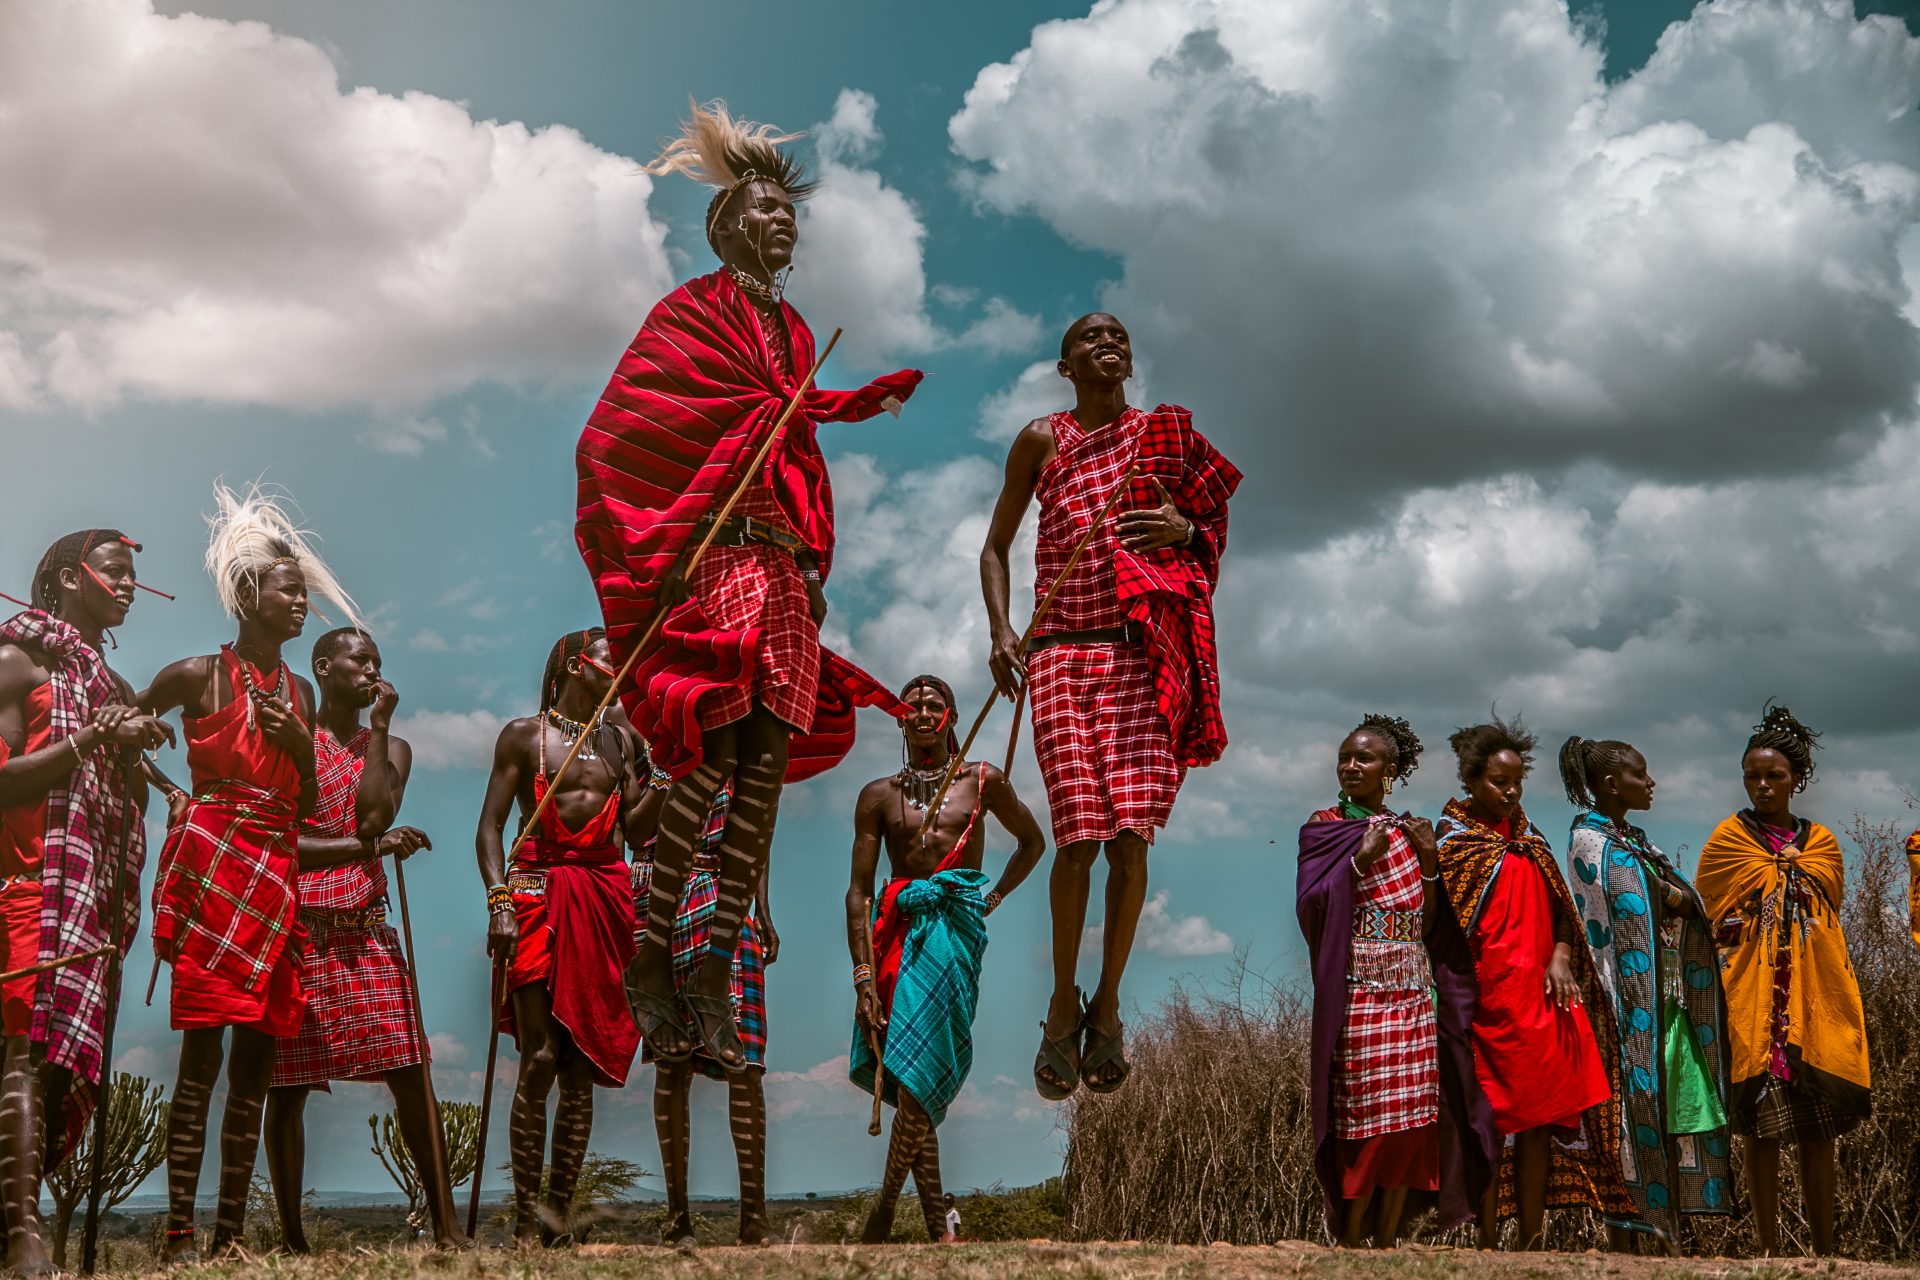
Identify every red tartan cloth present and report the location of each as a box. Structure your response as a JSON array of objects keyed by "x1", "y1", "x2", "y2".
[
  {"x1": 151, "y1": 650, "x2": 304, "y2": 1007},
  {"x1": 1307, "y1": 808, "x2": 1439, "y2": 1142},
  {"x1": 272, "y1": 914, "x2": 423, "y2": 1087},
  {"x1": 1034, "y1": 406, "x2": 1239, "y2": 767},
  {"x1": 575, "y1": 270, "x2": 919, "y2": 781},
  {"x1": 275, "y1": 726, "x2": 424, "y2": 1086},
  {"x1": 295, "y1": 727, "x2": 386, "y2": 911},
  {"x1": 1027, "y1": 407, "x2": 1238, "y2": 845},
  {"x1": 0, "y1": 683, "x2": 52, "y2": 1036}
]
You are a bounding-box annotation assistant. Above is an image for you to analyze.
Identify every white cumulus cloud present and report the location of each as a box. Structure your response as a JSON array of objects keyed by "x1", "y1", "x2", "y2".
[{"x1": 0, "y1": 0, "x2": 674, "y2": 412}]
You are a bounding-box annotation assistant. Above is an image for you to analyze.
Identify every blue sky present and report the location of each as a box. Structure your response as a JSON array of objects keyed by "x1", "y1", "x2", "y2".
[{"x1": 3, "y1": 0, "x2": 1919, "y2": 1202}]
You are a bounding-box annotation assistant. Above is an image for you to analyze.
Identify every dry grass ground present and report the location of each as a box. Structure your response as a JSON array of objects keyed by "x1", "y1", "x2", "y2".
[{"x1": 70, "y1": 1240, "x2": 1920, "y2": 1279}]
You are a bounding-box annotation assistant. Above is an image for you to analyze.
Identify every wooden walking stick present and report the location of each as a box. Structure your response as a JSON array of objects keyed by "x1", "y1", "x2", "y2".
[
  {"x1": 389, "y1": 852, "x2": 454, "y2": 1234},
  {"x1": 81, "y1": 746, "x2": 143, "y2": 1274},
  {"x1": 914, "y1": 464, "x2": 1140, "y2": 846},
  {"x1": 861, "y1": 900, "x2": 886, "y2": 1138},
  {"x1": 466, "y1": 955, "x2": 505, "y2": 1239},
  {"x1": 502, "y1": 329, "x2": 842, "y2": 864},
  {"x1": 0, "y1": 944, "x2": 115, "y2": 987}
]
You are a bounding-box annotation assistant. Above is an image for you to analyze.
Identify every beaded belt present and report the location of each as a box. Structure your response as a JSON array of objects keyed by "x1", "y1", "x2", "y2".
[
  {"x1": 507, "y1": 870, "x2": 547, "y2": 898},
  {"x1": 695, "y1": 513, "x2": 801, "y2": 554},
  {"x1": 299, "y1": 905, "x2": 387, "y2": 929},
  {"x1": 1352, "y1": 905, "x2": 1422, "y2": 943}
]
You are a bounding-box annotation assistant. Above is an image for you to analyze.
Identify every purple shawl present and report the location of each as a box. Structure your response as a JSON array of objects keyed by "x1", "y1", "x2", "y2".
[{"x1": 1296, "y1": 814, "x2": 1495, "y2": 1234}]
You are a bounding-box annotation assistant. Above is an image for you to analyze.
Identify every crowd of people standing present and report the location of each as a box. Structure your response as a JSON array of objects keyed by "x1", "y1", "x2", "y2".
[
  {"x1": 1298, "y1": 707, "x2": 1873, "y2": 1256},
  {"x1": 0, "y1": 96, "x2": 1888, "y2": 1266}
]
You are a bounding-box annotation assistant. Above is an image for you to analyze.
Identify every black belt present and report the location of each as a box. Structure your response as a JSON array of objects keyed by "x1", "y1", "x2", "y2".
[
  {"x1": 695, "y1": 513, "x2": 801, "y2": 553},
  {"x1": 1028, "y1": 620, "x2": 1144, "y2": 652}
]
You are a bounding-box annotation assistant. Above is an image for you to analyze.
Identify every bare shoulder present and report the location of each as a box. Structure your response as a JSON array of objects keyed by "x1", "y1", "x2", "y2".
[
  {"x1": 1011, "y1": 416, "x2": 1056, "y2": 463},
  {"x1": 855, "y1": 775, "x2": 896, "y2": 814},
  {"x1": 0, "y1": 643, "x2": 49, "y2": 700},
  {"x1": 492, "y1": 716, "x2": 540, "y2": 760}
]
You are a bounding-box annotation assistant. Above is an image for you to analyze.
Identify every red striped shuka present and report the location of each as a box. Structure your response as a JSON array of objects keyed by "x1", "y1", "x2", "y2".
[{"x1": 575, "y1": 271, "x2": 918, "y2": 782}]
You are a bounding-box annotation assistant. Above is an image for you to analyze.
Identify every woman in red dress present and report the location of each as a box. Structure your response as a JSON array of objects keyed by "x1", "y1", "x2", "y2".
[{"x1": 1433, "y1": 716, "x2": 1630, "y2": 1248}]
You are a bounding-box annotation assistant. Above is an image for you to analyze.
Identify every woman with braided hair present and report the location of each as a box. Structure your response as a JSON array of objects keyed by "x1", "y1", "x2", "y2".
[
  {"x1": 1560, "y1": 736, "x2": 1730, "y2": 1253},
  {"x1": 1298, "y1": 715, "x2": 1493, "y2": 1247},
  {"x1": 1433, "y1": 716, "x2": 1630, "y2": 1248},
  {"x1": 1696, "y1": 705, "x2": 1868, "y2": 1257}
]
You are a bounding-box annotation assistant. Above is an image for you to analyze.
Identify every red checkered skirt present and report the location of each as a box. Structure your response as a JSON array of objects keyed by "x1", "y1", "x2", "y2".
[
  {"x1": 1335, "y1": 824, "x2": 1440, "y2": 1140},
  {"x1": 1028, "y1": 642, "x2": 1183, "y2": 847},
  {"x1": 679, "y1": 541, "x2": 819, "y2": 734},
  {"x1": 271, "y1": 915, "x2": 426, "y2": 1089}
]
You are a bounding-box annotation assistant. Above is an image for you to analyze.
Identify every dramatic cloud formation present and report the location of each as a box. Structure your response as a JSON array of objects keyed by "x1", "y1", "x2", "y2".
[
  {"x1": 0, "y1": 0, "x2": 674, "y2": 411},
  {"x1": 947, "y1": 0, "x2": 1920, "y2": 842},
  {"x1": 950, "y1": 0, "x2": 1920, "y2": 545},
  {"x1": 1083, "y1": 890, "x2": 1233, "y2": 959}
]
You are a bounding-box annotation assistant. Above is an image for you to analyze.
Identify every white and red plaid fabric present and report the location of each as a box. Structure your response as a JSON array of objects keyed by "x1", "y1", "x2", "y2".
[
  {"x1": 1030, "y1": 643, "x2": 1181, "y2": 847},
  {"x1": 1027, "y1": 405, "x2": 1240, "y2": 845},
  {"x1": 294, "y1": 728, "x2": 386, "y2": 911},
  {"x1": 152, "y1": 781, "x2": 298, "y2": 990},
  {"x1": 0, "y1": 609, "x2": 145, "y2": 1163},
  {"x1": 1311, "y1": 810, "x2": 1440, "y2": 1139},
  {"x1": 682, "y1": 483, "x2": 820, "y2": 734},
  {"x1": 273, "y1": 725, "x2": 423, "y2": 1085},
  {"x1": 272, "y1": 913, "x2": 424, "y2": 1087}
]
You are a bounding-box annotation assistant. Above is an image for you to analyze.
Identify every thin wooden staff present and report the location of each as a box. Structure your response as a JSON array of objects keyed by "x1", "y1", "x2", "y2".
[
  {"x1": 862, "y1": 900, "x2": 885, "y2": 1138},
  {"x1": 389, "y1": 852, "x2": 454, "y2": 1236},
  {"x1": 502, "y1": 329, "x2": 842, "y2": 866},
  {"x1": 0, "y1": 943, "x2": 114, "y2": 987},
  {"x1": 1002, "y1": 686, "x2": 1027, "y2": 777},
  {"x1": 81, "y1": 746, "x2": 142, "y2": 1275},
  {"x1": 466, "y1": 956, "x2": 505, "y2": 1239},
  {"x1": 914, "y1": 464, "x2": 1140, "y2": 846}
]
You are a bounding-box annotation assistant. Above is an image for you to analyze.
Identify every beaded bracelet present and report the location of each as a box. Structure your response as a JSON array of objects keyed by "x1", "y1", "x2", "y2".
[
  {"x1": 852, "y1": 963, "x2": 873, "y2": 986},
  {"x1": 983, "y1": 890, "x2": 1003, "y2": 913},
  {"x1": 486, "y1": 884, "x2": 513, "y2": 912}
]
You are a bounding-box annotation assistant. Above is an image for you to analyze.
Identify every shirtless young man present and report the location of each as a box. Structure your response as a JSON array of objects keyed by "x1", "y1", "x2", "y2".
[
  {"x1": 475, "y1": 629, "x2": 648, "y2": 1246},
  {"x1": 845, "y1": 675, "x2": 1046, "y2": 1242}
]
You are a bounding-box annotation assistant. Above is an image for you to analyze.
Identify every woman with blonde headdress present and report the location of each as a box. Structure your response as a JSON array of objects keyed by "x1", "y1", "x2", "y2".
[
  {"x1": 139, "y1": 484, "x2": 359, "y2": 1261},
  {"x1": 575, "y1": 101, "x2": 923, "y2": 1079}
]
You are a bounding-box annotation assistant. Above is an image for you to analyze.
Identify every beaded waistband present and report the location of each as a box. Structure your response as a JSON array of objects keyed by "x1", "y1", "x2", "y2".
[{"x1": 1352, "y1": 905, "x2": 1422, "y2": 943}]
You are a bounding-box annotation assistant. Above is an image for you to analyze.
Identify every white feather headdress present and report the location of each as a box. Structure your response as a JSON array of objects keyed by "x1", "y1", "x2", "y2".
[
  {"x1": 643, "y1": 100, "x2": 815, "y2": 243},
  {"x1": 204, "y1": 483, "x2": 361, "y2": 632}
]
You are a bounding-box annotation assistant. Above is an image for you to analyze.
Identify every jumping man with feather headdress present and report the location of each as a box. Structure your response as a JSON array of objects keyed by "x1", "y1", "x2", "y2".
[{"x1": 574, "y1": 102, "x2": 922, "y2": 1099}]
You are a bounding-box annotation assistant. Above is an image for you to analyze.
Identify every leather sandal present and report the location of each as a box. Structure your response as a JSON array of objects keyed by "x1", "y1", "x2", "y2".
[
  {"x1": 1079, "y1": 1013, "x2": 1131, "y2": 1094},
  {"x1": 1032, "y1": 993, "x2": 1084, "y2": 1101},
  {"x1": 627, "y1": 982, "x2": 693, "y2": 1062},
  {"x1": 683, "y1": 990, "x2": 747, "y2": 1073}
]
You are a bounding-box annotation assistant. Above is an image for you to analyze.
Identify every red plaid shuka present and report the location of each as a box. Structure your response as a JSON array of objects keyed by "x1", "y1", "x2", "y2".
[
  {"x1": 1028, "y1": 406, "x2": 1240, "y2": 846},
  {"x1": 575, "y1": 271, "x2": 918, "y2": 783},
  {"x1": 152, "y1": 648, "x2": 305, "y2": 1024},
  {"x1": 0, "y1": 611, "x2": 146, "y2": 1164},
  {"x1": 1308, "y1": 807, "x2": 1438, "y2": 1140},
  {"x1": 273, "y1": 727, "x2": 425, "y2": 1088}
]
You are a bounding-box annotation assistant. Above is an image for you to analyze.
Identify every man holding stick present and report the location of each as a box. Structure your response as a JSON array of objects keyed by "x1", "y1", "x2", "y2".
[
  {"x1": 846, "y1": 675, "x2": 1046, "y2": 1243},
  {"x1": 575, "y1": 101, "x2": 920, "y2": 1069},
  {"x1": 0, "y1": 531, "x2": 171, "y2": 1275},
  {"x1": 262, "y1": 627, "x2": 465, "y2": 1251},
  {"x1": 475, "y1": 629, "x2": 647, "y2": 1246},
  {"x1": 981, "y1": 314, "x2": 1241, "y2": 1100}
]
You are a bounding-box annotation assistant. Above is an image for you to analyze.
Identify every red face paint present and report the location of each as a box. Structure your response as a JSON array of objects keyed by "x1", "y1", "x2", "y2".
[{"x1": 578, "y1": 651, "x2": 616, "y2": 678}]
